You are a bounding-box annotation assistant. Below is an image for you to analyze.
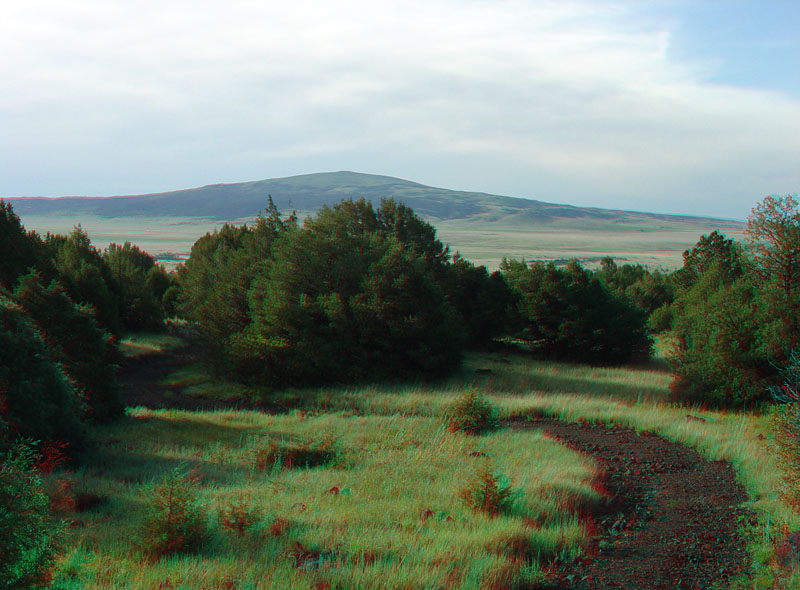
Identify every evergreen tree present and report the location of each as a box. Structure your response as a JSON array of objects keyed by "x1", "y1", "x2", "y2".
[
  {"x1": 502, "y1": 258, "x2": 652, "y2": 364},
  {"x1": 0, "y1": 293, "x2": 85, "y2": 448},
  {"x1": 13, "y1": 273, "x2": 122, "y2": 423}
]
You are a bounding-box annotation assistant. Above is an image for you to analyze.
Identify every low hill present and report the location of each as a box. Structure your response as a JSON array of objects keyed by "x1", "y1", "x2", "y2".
[
  {"x1": 5, "y1": 171, "x2": 745, "y2": 269},
  {"x1": 6, "y1": 171, "x2": 741, "y2": 231}
]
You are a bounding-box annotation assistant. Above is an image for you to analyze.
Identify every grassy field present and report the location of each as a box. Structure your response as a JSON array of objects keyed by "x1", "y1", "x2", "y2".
[
  {"x1": 43, "y1": 336, "x2": 800, "y2": 589},
  {"x1": 17, "y1": 213, "x2": 745, "y2": 271}
]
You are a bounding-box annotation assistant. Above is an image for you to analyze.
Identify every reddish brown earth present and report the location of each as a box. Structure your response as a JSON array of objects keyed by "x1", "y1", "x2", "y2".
[{"x1": 510, "y1": 418, "x2": 752, "y2": 590}]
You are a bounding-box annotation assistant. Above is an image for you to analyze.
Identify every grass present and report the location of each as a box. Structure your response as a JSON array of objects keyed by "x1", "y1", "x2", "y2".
[
  {"x1": 46, "y1": 334, "x2": 800, "y2": 589},
  {"x1": 50, "y1": 410, "x2": 598, "y2": 589},
  {"x1": 119, "y1": 333, "x2": 185, "y2": 359}
]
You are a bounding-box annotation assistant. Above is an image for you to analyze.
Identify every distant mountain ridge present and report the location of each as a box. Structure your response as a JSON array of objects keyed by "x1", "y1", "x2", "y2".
[{"x1": 5, "y1": 171, "x2": 742, "y2": 230}]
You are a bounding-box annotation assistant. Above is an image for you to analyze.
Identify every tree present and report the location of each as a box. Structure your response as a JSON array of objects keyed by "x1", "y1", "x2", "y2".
[
  {"x1": 104, "y1": 242, "x2": 166, "y2": 330},
  {"x1": 241, "y1": 215, "x2": 464, "y2": 384},
  {"x1": 502, "y1": 259, "x2": 652, "y2": 365},
  {"x1": 673, "y1": 230, "x2": 743, "y2": 291},
  {"x1": 174, "y1": 197, "x2": 296, "y2": 368},
  {"x1": 13, "y1": 272, "x2": 122, "y2": 423},
  {"x1": 0, "y1": 293, "x2": 86, "y2": 449},
  {"x1": 0, "y1": 202, "x2": 42, "y2": 289},
  {"x1": 669, "y1": 266, "x2": 768, "y2": 407},
  {"x1": 46, "y1": 227, "x2": 121, "y2": 333},
  {"x1": 0, "y1": 442, "x2": 63, "y2": 589},
  {"x1": 747, "y1": 195, "x2": 800, "y2": 300}
]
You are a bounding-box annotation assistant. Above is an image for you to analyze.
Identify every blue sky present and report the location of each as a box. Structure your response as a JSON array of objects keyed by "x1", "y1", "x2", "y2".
[{"x1": 1, "y1": 0, "x2": 798, "y2": 219}]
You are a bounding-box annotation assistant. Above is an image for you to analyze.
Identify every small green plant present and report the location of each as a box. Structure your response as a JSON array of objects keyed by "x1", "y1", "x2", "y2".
[
  {"x1": 0, "y1": 441, "x2": 63, "y2": 589},
  {"x1": 445, "y1": 391, "x2": 497, "y2": 435},
  {"x1": 253, "y1": 437, "x2": 338, "y2": 471},
  {"x1": 135, "y1": 468, "x2": 207, "y2": 559},
  {"x1": 458, "y1": 465, "x2": 515, "y2": 516},
  {"x1": 218, "y1": 498, "x2": 261, "y2": 536}
]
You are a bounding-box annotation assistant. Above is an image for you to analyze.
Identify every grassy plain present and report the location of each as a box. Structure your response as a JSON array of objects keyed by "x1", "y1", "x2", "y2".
[
  {"x1": 45, "y1": 337, "x2": 800, "y2": 589},
  {"x1": 17, "y1": 213, "x2": 744, "y2": 271}
]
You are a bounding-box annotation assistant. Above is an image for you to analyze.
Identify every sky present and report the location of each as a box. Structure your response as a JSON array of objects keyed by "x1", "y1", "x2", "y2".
[{"x1": 2, "y1": 0, "x2": 799, "y2": 219}]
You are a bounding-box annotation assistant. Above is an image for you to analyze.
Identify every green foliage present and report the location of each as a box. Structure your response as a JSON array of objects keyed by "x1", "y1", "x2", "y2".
[
  {"x1": 441, "y1": 255, "x2": 515, "y2": 348},
  {"x1": 0, "y1": 202, "x2": 42, "y2": 290},
  {"x1": 772, "y1": 403, "x2": 800, "y2": 510},
  {"x1": 242, "y1": 209, "x2": 464, "y2": 384},
  {"x1": 445, "y1": 391, "x2": 498, "y2": 435},
  {"x1": 174, "y1": 197, "x2": 295, "y2": 368},
  {"x1": 0, "y1": 442, "x2": 63, "y2": 589},
  {"x1": 104, "y1": 242, "x2": 167, "y2": 331},
  {"x1": 673, "y1": 230, "x2": 743, "y2": 291},
  {"x1": 502, "y1": 258, "x2": 652, "y2": 365},
  {"x1": 13, "y1": 272, "x2": 123, "y2": 423},
  {"x1": 0, "y1": 293, "x2": 86, "y2": 448},
  {"x1": 669, "y1": 268, "x2": 768, "y2": 407},
  {"x1": 136, "y1": 468, "x2": 207, "y2": 559},
  {"x1": 458, "y1": 465, "x2": 515, "y2": 516},
  {"x1": 46, "y1": 227, "x2": 121, "y2": 333}
]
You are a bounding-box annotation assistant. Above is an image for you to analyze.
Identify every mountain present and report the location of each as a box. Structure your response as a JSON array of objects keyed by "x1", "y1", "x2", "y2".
[{"x1": 5, "y1": 171, "x2": 742, "y2": 231}]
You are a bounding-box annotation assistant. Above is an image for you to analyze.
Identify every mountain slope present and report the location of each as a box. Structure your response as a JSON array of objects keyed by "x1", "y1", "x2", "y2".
[{"x1": 5, "y1": 171, "x2": 742, "y2": 230}]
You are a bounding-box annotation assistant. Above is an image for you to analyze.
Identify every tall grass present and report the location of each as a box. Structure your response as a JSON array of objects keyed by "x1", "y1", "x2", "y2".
[{"x1": 48, "y1": 335, "x2": 800, "y2": 588}]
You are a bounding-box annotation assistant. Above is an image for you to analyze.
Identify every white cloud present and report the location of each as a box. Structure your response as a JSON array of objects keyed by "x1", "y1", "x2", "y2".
[{"x1": 1, "y1": 0, "x2": 798, "y2": 218}]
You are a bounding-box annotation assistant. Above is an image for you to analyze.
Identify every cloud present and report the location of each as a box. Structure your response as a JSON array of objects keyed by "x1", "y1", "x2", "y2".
[{"x1": 1, "y1": 0, "x2": 798, "y2": 218}]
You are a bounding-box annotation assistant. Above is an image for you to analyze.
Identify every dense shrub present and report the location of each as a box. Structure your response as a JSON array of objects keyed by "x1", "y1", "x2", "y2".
[
  {"x1": 0, "y1": 293, "x2": 85, "y2": 449},
  {"x1": 0, "y1": 442, "x2": 63, "y2": 589},
  {"x1": 13, "y1": 272, "x2": 123, "y2": 423},
  {"x1": 136, "y1": 469, "x2": 207, "y2": 559},
  {"x1": 501, "y1": 258, "x2": 652, "y2": 365}
]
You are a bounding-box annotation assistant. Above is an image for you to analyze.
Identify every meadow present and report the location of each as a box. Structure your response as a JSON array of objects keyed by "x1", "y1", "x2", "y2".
[
  {"x1": 43, "y1": 334, "x2": 800, "y2": 590},
  {"x1": 17, "y1": 213, "x2": 745, "y2": 270}
]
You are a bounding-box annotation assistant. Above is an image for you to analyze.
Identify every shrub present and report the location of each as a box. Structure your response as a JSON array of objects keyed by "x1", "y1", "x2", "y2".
[
  {"x1": 445, "y1": 391, "x2": 497, "y2": 435},
  {"x1": 0, "y1": 442, "x2": 63, "y2": 589},
  {"x1": 135, "y1": 469, "x2": 207, "y2": 559},
  {"x1": 253, "y1": 437, "x2": 338, "y2": 472},
  {"x1": 458, "y1": 465, "x2": 515, "y2": 516},
  {"x1": 218, "y1": 498, "x2": 261, "y2": 536}
]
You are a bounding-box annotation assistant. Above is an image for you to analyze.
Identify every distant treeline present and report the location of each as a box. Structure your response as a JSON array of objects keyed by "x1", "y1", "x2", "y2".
[{"x1": 2, "y1": 194, "x2": 799, "y2": 450}]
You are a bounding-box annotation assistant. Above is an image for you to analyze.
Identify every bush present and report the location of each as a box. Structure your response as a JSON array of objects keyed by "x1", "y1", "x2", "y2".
[
  {"x1": 252, "y1": 437, "x2": 338, "y2": 471},
  {"x1": 445, "y1": 391, "x2": 498, "y2": 435},
  {"x1": 135, "y1": 469, "x2": 207, "y2": 559},
  {"x1": 0, "y1": 442, "x2": 63, "y2": 589},
  {"x1": 458, "y1": 466, "x2": 515, "y2": 516},
  {"x1": 218, "y1": 498, "x2": 262, "y2": 536}
]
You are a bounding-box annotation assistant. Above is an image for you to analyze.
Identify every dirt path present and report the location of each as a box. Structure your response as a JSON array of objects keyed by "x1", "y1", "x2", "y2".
[{"x1": 511, "y1": 418, "x2": 751, "y2": 590}]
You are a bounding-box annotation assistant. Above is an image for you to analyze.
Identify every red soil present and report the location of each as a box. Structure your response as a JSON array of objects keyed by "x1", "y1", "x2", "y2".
[{"x1": 511, "y1": 418, "x2": 751, "y2": 590}]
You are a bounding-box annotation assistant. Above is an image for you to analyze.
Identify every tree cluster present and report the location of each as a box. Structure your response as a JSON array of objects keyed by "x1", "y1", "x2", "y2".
[
  {"x1": 0, "y1": 201, "x2": 173, "y2": 449},
  {"x1": 668, "y1": 195, "x2": 800, "y2": 408},
  {"x1": 175, "y1": 198, "x2": 511, "y2": 386},
  {"x1": 501, "y1": 258, "x2": 653, "y2": 365}
]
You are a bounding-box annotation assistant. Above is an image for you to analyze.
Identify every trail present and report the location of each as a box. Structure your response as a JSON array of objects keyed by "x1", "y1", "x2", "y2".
[{"x1": 512, "y1": 418, "x2": 751, "y2": 590}]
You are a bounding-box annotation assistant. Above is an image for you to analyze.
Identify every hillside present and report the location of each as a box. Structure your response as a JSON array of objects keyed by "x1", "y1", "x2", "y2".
[{"x1": 6, "y1": 171, "x2": 742, "y2": 230}]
